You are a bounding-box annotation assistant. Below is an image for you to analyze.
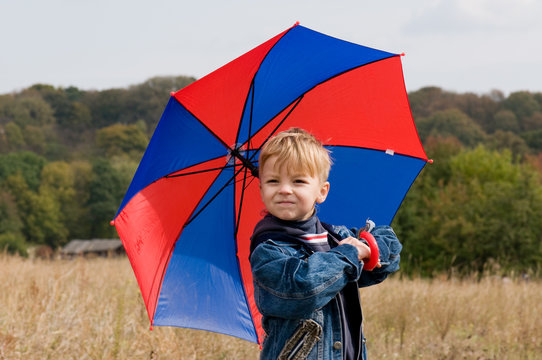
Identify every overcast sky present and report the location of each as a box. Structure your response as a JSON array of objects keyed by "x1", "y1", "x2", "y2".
[{"x1": 1, "y1": 0, "x2": 541, "y2": 96}]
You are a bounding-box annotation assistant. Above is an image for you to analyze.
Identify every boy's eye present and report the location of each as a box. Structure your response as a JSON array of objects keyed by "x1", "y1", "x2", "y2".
[
  {"x1": 266, "y1": 179, "x2": 278, "y2": 184},
  {"x1": 294, "y1": 179, "x2": 308, "y2": 184}
]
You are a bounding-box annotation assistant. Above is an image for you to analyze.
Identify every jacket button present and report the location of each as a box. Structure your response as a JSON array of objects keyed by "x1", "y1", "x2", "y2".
[{"x1": 333, "y1": 341, "x2": 342, "y2": 350}]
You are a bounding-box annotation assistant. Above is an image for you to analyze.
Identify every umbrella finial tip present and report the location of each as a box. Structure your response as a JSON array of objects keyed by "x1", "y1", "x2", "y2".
[
  {"x1": 400, "y1": 52, "x2": 405, "y2": 56},
  {"x1": 428, "y1": 159, "x2": 434, "y2": 164},
  {"x1": 170, "y1": 91, "x2": 175, "y2": 96},
  {"x1": 295, "y1": 21, "x2": 300, "y2": 26},
  {"x1": 110, "y1": 220, "x2": 115, "y2": 226}
]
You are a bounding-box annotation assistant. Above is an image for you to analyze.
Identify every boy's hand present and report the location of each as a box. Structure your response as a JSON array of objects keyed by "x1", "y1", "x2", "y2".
[{"x1": 338, "y1": 236, "x2": 381, "y2": 268}]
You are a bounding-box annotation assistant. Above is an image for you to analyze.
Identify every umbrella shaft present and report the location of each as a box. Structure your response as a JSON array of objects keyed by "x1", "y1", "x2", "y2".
[{"x1": 230, "y1": 147, "x2": 259, "y2": 178}]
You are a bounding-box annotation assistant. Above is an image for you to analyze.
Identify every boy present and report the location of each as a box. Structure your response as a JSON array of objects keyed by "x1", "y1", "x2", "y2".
[{"x1": 250, "y1": 128, "x2": 402, "y2": 360}]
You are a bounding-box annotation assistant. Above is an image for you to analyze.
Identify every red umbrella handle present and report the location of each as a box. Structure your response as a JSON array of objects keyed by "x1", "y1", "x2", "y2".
[{"x1": 358, "y1": 231, "x2": 379, "y2": 271}]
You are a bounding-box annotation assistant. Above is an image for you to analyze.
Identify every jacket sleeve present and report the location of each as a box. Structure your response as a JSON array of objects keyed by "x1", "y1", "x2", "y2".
[
  {"x1": 250, "y1": 240, "x2": 362, "y2": 319},
  {"x1": 332, "y1": 224, "x2": 402, "y2": 288}
]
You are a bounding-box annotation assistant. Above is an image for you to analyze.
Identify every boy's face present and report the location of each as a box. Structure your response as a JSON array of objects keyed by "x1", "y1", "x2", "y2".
[{"x1": 259, "y1": 156, "x2": 329, "y2": 221}]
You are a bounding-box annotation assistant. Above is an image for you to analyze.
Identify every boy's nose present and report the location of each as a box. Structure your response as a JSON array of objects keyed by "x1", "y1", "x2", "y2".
[{"x1": 278, "y1": 183, "x2": 293, "y2": 194}]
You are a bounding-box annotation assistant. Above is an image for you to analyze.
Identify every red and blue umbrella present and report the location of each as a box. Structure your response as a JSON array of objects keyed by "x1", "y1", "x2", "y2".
[{"x1": 113, "y1": 23, "x2": 429, "y2": 344}]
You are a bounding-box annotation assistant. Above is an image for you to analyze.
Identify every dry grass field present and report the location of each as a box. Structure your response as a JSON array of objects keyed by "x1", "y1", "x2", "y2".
[{"x1": 0, "y1": 254, "x2": 540, "y2": 360}]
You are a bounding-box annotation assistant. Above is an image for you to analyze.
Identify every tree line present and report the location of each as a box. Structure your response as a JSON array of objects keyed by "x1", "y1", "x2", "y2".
[
  {"x1": 0, "y1": 76, "x2": 195, "y2": 254},
  {"x1": 1, "y1": 80, "x2": 541, "y2": 276},
  {"x1": 395, "y1": 88, "x2": 542, "y2": 276}
]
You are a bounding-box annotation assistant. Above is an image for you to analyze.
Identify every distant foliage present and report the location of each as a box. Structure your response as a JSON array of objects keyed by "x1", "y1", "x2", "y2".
[
  {"x1": 96, "y1": 123, "x2": 148, "y2": 158},
  {"x1": 0, "y1": 76, "x2": 195, "y2": 251},
  {"x1": 0, "y1": 80, "x2": 541, "y2": 276},
  {"x1": 394, "y1": 144, "x2": 542, "y2": 276},
  {"x1": 388, "y1": 86, "x2": 542, "y2": 276}
]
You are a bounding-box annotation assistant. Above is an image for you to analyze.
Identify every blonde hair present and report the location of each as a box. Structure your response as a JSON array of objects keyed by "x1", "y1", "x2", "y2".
[{"x1": 259, "y1": 128, "x2": 331, "y2": 182}]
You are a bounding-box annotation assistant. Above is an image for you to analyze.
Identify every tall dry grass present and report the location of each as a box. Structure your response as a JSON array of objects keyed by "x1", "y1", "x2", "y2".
[
  {"x1": 361, "y1": 274, "x2": 541, "y2": 359},
  {"x1": 0, "y1": 255, "x2": 540, "y2": 359}
]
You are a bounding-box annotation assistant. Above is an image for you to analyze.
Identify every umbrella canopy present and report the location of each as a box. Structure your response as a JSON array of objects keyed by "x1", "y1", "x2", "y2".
[{"x1": 113, "y1": 23, "x2": 429, "y2": 344}]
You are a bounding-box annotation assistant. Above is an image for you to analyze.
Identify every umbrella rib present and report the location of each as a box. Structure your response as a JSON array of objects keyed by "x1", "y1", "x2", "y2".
[
  {"x1": 231, "y1": 79, "x2": 260, "y2": 177},
  {"x1": 173, "y1": 95, "x2": 232, "y2": 151},
  {"x1": 183, "y1": 164, "x2": 247, "y2": 229},
  {"x1": 234, "y1": 23, "x2": 296, "y2": 149},
  {"x1": 234, "y1": 165, "x2": 250, "y2": 238},
  {"x1": 242, "y1": 55, "x2": 400, "y2": 164},
  {"x1": 234, "y1": 168, "x2": 259, "y2": 237},
  {"x1": 247, "y1": 78, "x2": 255, "y2": 154},
  {"x1": 234, "y1": 78, "x2": 256, "y2": 149},
  {"x1": 246, "y1": 94, "x2": 305, "y2": 164},
  {"x1": 324, "y1": 144, "x2": 427, "y2": 161},
  {"x1": 165, "y1": 163, "x2": 240, "y2": 178},
  {"x1": 229, "y1": 148, "x2": 259, "y2": 178}
]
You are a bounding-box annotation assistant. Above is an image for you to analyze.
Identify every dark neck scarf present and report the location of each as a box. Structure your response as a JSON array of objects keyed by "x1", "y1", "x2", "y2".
[{"x1": 250, "y1": 213, "x2": 334, "y2": 255}]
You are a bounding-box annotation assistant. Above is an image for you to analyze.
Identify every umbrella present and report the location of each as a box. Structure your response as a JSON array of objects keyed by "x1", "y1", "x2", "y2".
[{"x1": 112, "y1": 23, "x2": 429, "y2": 344}]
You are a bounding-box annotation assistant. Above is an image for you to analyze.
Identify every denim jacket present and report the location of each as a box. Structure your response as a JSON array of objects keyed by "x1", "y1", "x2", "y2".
[{"x1": 250, "y1": 223, "x2": 402, "y2": 360}]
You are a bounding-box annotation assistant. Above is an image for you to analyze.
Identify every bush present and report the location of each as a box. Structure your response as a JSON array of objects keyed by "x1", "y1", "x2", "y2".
[{"x1": 0, "y1": 232, "x2": 27, "y2": 256}]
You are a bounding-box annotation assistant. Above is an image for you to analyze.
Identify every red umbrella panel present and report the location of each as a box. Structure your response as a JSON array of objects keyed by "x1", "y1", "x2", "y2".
[{"x1": 113, "y1": 23, "x2": 429, "y2": 344}]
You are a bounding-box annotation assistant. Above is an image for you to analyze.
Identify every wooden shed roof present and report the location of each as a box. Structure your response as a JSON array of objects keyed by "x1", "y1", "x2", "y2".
[{"x1": 62, "y1": 239, "x2": 124, "y2": 254}]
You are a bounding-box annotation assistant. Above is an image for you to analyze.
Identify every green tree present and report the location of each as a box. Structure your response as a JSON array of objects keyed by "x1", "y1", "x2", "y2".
[
  {"x1": 27, "y1": 85, "x2": 89, "y2": 125},
  {"x1": 5, "y1": 122, "x2": 25, "y2": 147},
  {"x1": 502, "y1": 91, "x2": 541, "y2": 131},
  {"x1": 28, "y1": 190, "x2": 68, "y2": 247},
  {"x1": 27, "y1": 84, "x2": 92, "y2": 147},
  {"x1": 87, "y1": 158, "x2": 125, "y2": 238},
  {"x1": 416, "y1": 108, "x2": 487, "y2": 147},
  {"x1": 393, "y1": 137, "x2": 463, "y2": 275},
  {"x1": 0, "y1": 191, "x2": 22, "y2": 234},
  {"x1": 521, "y1": 129, "x2": 542, "y2": 152},
  {"x1": 23, "y1": 125, "x2": 47, "y2": 154},
  {"x1": 0, "y1": 151, "x2": 46, "y2": 191},
  {"x1": 0, "y1": 232, "x2": 27, "y2": 255},
  {"x1": 4, "y1": 96, "x2": 55, "y2": 128},
  {"x1": 409, "y1": 87, "x2": 453, "y2": 119},
  {"x1": 110, "y1": 155, "x2": 138, "y2": 188},
  {"x1": 523, "y1": 111, "x2": 542, "y2": 132},
  {"x1": 51, "y1": 97, "x2": 92, "y2": 131},
  {"x1": 3, "y1": 173, "x2": 68, "y2": 247},
  {"x1": 38, "y1": 160, "x2": 96, "y2": 240},
  {"x1": 486, "y1": 130, "x2": 529, "y2": 160},
  {"x1": 83, "y1": 89, "x2": 127, "y2": 128},
  {"x1": 491, "y1": 110, "x2": 520, "y2": 133},
  {"x1": 447, "y1": 147, "x2": 542, "y2": 272},
  {"x1": 68, "y1": 160, "x2": 93, "y2": 238},
  {"x1": 40, "y1": 162, "x2": 78, "y2": 239},
  {"x1": 395, "y1": 146, "x2": 542, "y2": 275},
  {"x1": 40, "y1": 161, "x2": 75, "y2": 198},
  {"x1": 95, "y1": 123, "x2": 148, "y2": 158},
  {"x1": 81, "y1": 75, "x2": 194, "y2": 134},
  {"x1": 125, "y1": 76, "x2": 195, "y2": 132},
  {"x1": 453, "y1": 92, "x2": 499, "y2": 133},
  {"x1": 0, "y1": 190, "x2": 26, "y2": 254},
  {"x1": 1, "y1": 122, "x2": 25, "y2": 152},
  {"x1": 420, "y1": 135, "x2": 464, "y2": 185}
]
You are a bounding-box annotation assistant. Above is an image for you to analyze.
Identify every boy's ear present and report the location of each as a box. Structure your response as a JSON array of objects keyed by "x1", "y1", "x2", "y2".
[{"x1": 316, "y1": 181, "x2": 330, "y2": 204}]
